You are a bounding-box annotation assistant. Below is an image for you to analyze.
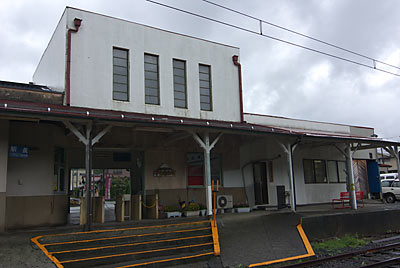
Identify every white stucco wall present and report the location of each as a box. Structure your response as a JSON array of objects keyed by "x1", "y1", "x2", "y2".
[
  {"x1": 6, "y1": 123, "x2": 68, "y2": 197},
  {"x1": 48, "y1": 8, "x2": 240, "y2": 122},
  {"x1": 33, "y1": 10, "x2": 67, "y2": 91}
]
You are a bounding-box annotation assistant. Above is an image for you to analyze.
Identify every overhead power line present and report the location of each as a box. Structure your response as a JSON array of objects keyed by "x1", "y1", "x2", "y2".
[
  {"x1": 202, "y1": 0, "x2": 400, "y2": 71},
  {"x1": 145, "y1": 0, "x2": 400, "y2": 77}
]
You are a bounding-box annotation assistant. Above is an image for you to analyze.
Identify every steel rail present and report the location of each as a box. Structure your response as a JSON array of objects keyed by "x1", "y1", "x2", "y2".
[
  {"x1": 280, "y1": 242, "x2": 400, "y2": 267},
  {"x1": 357, "y1": 257, "x2": 400, "y2": 268}
]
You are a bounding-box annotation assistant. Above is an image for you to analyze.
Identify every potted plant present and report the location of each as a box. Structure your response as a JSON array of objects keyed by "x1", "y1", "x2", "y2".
[
  {"x1": 234, "y1": 202, "x2": 251, "y2": 213},
  {"x1": 199, "y1": 204, "x2": 207, "y2": 216},
  {"x1": 183, "y1": 202, "x2": 200, "y2": 217},
  {"x1": 163, "y1": 205, "x2": 181, "y2": 218}
]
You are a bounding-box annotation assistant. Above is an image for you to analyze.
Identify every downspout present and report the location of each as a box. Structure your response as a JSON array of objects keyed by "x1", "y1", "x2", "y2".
[
  {"x1": 232, "y1": 55, "x2": 244, "y2": 122},
  {"x1": 66, "y1": 18, "x2": 82, "y2": 106}
]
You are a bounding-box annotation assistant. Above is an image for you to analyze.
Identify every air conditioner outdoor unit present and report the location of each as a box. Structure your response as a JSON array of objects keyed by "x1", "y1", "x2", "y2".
[{"x1": 217, "y1": 195, "x2": 233, "y2": 209}]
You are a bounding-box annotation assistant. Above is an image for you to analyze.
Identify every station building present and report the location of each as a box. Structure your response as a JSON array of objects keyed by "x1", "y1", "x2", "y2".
[{"x1": 0, "y1": 7, "x2": 399, "y2": 231}]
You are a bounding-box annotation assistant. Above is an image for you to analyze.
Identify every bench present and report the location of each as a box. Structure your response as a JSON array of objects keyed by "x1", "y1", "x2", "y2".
[{"x1": 331, "y1": 191, "x2": 364, "y2": 209}]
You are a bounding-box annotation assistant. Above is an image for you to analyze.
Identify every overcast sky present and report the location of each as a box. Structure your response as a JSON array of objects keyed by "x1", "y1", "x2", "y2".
[{"x1": 0, "y1": 0, "x2": 399, "y2": 140}]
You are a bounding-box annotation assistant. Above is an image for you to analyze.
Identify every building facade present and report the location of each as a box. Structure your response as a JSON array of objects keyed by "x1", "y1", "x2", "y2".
[{"x1": 0, "y1": 7, "x2": 397, "y2": 231}]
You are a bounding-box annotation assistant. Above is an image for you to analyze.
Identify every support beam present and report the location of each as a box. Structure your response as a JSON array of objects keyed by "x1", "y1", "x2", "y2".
[
  {"x1": 395, "y1": 146, "x2": 400, "y2": 175},
  {"x1": 278, "y1": 141, "x2": 296, "y2": 212},
  {"x1": 63, "y1": 121, "x2": 88, "y2": 145},
  {"x1": 63, "y1": 121, "x2": 112, "y2": 231},
  {"x1": 203, "y1": 133, "x2": 212, "y2": 217},
  {"x1": 92, "y1": 125, "x2": 112, "y2": 146},
  {"x1": 84, "y1": 124, "x2": 93, "y2": 231},
  {"x1": 191, "y1": 132, "x2": 222, "y2": 216},
  {"x1": 384, "y1": 146, "x2": 400, "y2": 174},
  {"x1": 346, "y1": 144, "x2": 357, "y2": 210}
]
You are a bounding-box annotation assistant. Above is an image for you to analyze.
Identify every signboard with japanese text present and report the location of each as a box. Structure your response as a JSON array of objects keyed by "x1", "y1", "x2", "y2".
[{"x1": 9, "y1": 145, "x2": 29, "y2": 158}]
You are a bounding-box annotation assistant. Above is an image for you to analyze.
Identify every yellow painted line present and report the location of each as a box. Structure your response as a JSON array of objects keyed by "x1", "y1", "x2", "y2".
[
  {"x1": 31, "y1": 236, "x2": 64, "y2": 268},
  {"x1": 297, "y1": 222, "x2": 315, "y2": 256},
  {"x1": 42, "y1": 227, "x2": 210, "y2": 246},
  {"x1": 115, "y1": 252, "x2": 214, "y2": 268},
  {"x1": 248, "y1": 220, "x2": 315, "y2": 267},
  {"x1": 60, "y1": 242, "x2": 213, "y2": 264},
  {"x1": 49, "y1": 234, "x2": 212, "y2": 254},
  {"x1": 210, "y1": 219, "x2": 220, "y2": 256},
  {"x1": 38, "y1": 220, "x2": 210, "y2": 240}
]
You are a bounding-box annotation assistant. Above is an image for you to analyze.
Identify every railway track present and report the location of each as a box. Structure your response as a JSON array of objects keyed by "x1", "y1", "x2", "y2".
[{"x1": 280, "y1": 241, "x2": 400, "y2": 268}]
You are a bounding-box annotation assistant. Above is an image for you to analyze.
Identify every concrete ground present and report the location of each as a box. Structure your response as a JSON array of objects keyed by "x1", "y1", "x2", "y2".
[
  {"x1": 1, "y1": 200, "x2": 400, "y2": 268},
  {"x1": 0, "y1": 230, "x2": 55, "y2": 268}
]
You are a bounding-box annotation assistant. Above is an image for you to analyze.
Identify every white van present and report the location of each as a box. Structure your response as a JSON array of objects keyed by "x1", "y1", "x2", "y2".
[{"x1": 380, "y1": 173, "x2": 398, "y2": 181}]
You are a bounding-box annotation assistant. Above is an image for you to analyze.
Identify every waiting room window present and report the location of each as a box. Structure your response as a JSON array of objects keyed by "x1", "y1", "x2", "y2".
[
  {"x1": 199, "y1": 64, "x2": 212, "y2": 111},
  {"x1": 113, "y1": 48, "x2": 129, "y2": 101},
  {"x1": 187, "y1": 153, "x2": 222, "y2": 187},
  {"x1": 337, "y1": 161, "x2": 347, "y2": 183},
  {"x1": 173, "y1": 59, "x2": 187, "y2": 108},
  {"x1": 304, "y1": 159, "x2": 346, "y2": 184},
  {"x1": 144, "y1": 54, "x2": 159, "y2": 105},
  {"x1": 303, "y1": 159, "x2": 326, "y2": 183}
]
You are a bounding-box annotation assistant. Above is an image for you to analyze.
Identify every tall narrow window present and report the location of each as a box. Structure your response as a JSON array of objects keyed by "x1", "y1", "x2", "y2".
[
  {"x1": 54, "y1": 148, "x2": 65, "y2": 192},
  {"x1": 199, "y1": 64, "x2": 212, "y2": 111},
  {"x1": 113, "y1": 48, "x2": 129, "y2": 101},
  {"x1": 144, "y1": 54, "x2": 159, "y2": 105},
  {"x1": 173, "y1": 59, "x2": 187, "y2": 108}
]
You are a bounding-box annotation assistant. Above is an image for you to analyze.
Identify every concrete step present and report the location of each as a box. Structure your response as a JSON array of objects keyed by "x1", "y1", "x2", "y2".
[
  {"x1": 61, "y1": 242, "x2": 214, "y2": 268},
  {"x1": 95, "y1": 250, "x2": 214, "y2": 268},
  {"x1": 39, "y1": 220, "x2": 210, "y2": 244},
  {"x1": 45, "y1": 227, "x2": 212, "y2": 252},
  {"x1": 53, "y1": 235, "x2": 213, "y2": 261},
  {"x1": 33, "y1": 219, "x2": 217, "y2": 268}
]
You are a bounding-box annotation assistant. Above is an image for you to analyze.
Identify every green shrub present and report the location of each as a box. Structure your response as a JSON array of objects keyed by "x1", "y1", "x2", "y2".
[
  {"x1": 110, "y1": 176, "x2": 130, "y2": 200},
  {"x1": 184, "y1": 203, "x2": 200, "y2": 211},
  {"x1": 163, "y1": 205, "x2": 180, "y2": 212},
  {"x1": 313, "y1": 234, "x2": 368, "y2": 253}
]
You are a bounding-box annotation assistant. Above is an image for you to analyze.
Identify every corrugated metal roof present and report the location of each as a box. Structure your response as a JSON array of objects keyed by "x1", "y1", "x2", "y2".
[{"x1": 0, "y1": 80, "x2": 55, "y2": 93}]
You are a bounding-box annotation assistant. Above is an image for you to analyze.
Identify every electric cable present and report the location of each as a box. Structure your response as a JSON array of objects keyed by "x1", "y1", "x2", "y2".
[
  {"x1": 202, "y1": 0, "x2": 400, "y2": 71},
  {"x1": 145, "y1": 0, "x2": 400, "y2": 77}
]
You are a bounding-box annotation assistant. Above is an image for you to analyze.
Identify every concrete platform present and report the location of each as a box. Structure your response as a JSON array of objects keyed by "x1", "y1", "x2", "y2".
[
  {"x1": 217, "y1": 212, "x2": 305, "y2": 268},
  {"x1": 3, "y1": 201, "x2": 400, "y2": 268},
  {"x1": 215, "y1": 200, "x2": 400, "y2": 267}
]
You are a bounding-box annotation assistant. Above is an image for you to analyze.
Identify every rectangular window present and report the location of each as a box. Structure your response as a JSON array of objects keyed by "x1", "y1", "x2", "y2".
[
  {"x1": 144, "y1": 54, "x2": 159, "y2": 105},
  {"x1": 54, "y1": 148, "x2": 65, "y2": 192},
  {"x1": 199, "y1": 64, "x2": 212, "y2": 111},
  {"x1": 304, "y1": 159, "x2": 346, "y2": 184},
  {"x1": 327, "y1": 160, "x2": 339, "y2": 183},
  {"x1": 314, "y1": 160, "x2": 327, "y2": 183},
  {"x1": 173, "y1": 59, "x2": 187, "y2": 108},
  {"x1": 113, "y1": 48, "x2": 129, "y2": 101},
  {"x1": 338, "y1": 161, "x2": 347, "y2": 183},
  {"x1": 303, "y1": 159, "x2": 314, "y2": 184}
]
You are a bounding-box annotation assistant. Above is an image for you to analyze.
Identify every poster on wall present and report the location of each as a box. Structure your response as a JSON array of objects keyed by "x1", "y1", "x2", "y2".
[
  {"x1": 105, "y1": 174, "x2": 112, "y2": 200},
  {"x1": 9, "y1": 145, "x2": 29, "y2": 158}
]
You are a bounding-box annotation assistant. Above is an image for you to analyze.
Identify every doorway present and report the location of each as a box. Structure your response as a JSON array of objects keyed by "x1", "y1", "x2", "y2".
[
  {"x1": 68, "y1": 168, "x2": 131, "y2": 224},
  {"x1": 253, "y1": 162, "x2": 269, "y2": 205}
]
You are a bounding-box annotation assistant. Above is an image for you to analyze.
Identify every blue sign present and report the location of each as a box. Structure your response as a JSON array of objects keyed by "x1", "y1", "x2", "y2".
[{"x1": 9, "y1": 145, "x2": 29, "y2": 158}]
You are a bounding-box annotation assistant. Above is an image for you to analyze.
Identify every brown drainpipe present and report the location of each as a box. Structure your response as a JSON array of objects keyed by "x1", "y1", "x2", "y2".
[
  {"x1": 66, "y1": 18, "x2": 82, "y2": 106},
  {"x1": 232, "y1": 55, "x2": 244, "y2": 122}
]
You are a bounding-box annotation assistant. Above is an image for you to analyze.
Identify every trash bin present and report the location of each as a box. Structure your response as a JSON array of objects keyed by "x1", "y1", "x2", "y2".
[{"x1": 276, "y1": 185, "x2": 286, "y2": 209}]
